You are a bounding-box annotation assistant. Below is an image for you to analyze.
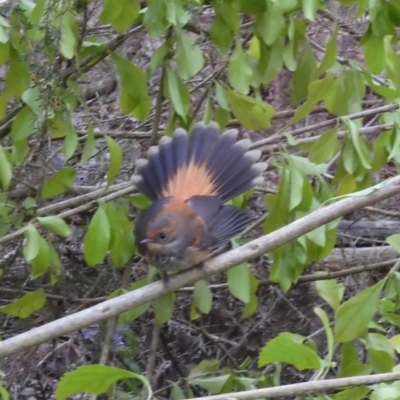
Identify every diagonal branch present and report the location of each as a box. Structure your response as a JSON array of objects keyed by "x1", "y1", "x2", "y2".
[
  {"x1": 0, "y1": 176, "x2": 399, "y2": 359},
  {"x1": 190, "y1": 370, "x2": 400, "y2": 400}
]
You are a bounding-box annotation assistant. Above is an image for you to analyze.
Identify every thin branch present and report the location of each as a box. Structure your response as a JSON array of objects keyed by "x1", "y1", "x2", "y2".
[
  {"x1": 89, "y1": 263, "x2": 132, "y2": 400},
  {"x1": 0, "y1": 25, "x2": 143, "y2": 140},
  {"x1": 190, "y1": 370, "x2": 400, "y2": 400},
  {"x1": 0, "y1": 287, "x2": 106, "y2": 304},
  {"x1": 146, "y1": 322, "x2": 161, "y2": 381},
  {"x1": 365, "y1": 206, "x2": 400, "y2": 217},
  {"x1": 0, "y1": 184, "x2": 136, "y2": 245},
  {"x1": 250, "y1": 103, "x2": 399, "y2": 150},
  {"x1": 150, "y1": 64, "x2": 166, "y2": 145},
  {"x1": 260, "y1": 123, "x2": 393, "y2": 153},
  {"x1": 178, "y1": 258, "x2": 397, "y2": 293},
  {"x1": 0, "y1": 175, "x2": 400, "y2": 359}
]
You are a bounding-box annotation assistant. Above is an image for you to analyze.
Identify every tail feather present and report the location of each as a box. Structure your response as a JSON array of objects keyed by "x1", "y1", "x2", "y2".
[
  {"x1": 208, "y1": 206, "x2": 253, "y2": 247},
  {"x1": 133, "y1": 122, "x2": 265, "y2": 202}
]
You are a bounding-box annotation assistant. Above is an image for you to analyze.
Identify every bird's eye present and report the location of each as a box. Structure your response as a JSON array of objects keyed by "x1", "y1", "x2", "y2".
[{"x1": 159, "y1": 232, "x2": 167, "y2": 240}]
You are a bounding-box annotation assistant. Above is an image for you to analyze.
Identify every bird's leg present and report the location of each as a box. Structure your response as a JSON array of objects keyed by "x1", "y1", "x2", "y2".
[{"x1": 161, "y1": 271, "x2": 170, "y2": 286}]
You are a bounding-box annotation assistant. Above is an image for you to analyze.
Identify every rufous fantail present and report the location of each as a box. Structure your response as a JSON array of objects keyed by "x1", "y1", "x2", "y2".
[{"x1": 133, "y1": 122, "x2": 266, "y2": 283}]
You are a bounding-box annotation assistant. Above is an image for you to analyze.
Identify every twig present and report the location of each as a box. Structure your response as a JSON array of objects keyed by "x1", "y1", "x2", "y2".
[
  {"x1": 259, "y1": 123, "x2": 393, "y2": 153},
  {"x1": 89, "y1": 263, "x2": 132, "y2": 400},
  {"x1": 0, "y1": 25, "x2": 143, "y2": 140},
  {"x1": 365, "y1": 206, "x2": 400, "y2": 217},
  {"x1": 150, "y1": 64, "x2": 166, "y2": 145},
  {"x1": 0, "y1": 184, "x2": 136, "y2": 245},
  {"x1": 0, "y1": 287, "x2": 106, "y2": 304},
  {"x1": 249, "y1": 104, "x2": 399, "y2": 150},
  {"x1": 146, "y1": 322, "x2": 161, "y2": 382},
  {"x1": 178, "y1": 259, "x2": 397, "y2": 292},
  {"x1": 187, "y1": 370, "x2": 400, "y2": 400},
  {"x1": 0, "y1": 175, "x2": 400, "y2": 359}
]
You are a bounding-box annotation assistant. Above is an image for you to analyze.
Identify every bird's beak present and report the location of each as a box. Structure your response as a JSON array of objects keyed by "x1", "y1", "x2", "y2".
[{"x1": 140, "y1": 238, "x2": 154, "y2": 244}]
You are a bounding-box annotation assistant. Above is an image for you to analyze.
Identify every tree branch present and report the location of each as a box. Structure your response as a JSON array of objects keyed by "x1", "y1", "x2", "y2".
[
  {"x1": 0, "y1": 176, "x2": 399, "y2": 359},
  {"x1": 190, "y1": 370, "x2": 400, "y2": 400}
]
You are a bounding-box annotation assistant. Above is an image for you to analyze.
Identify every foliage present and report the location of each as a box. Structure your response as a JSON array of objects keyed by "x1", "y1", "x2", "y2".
[{"x1": 0, "y1": 0, "x2": 400, "y2": 398}]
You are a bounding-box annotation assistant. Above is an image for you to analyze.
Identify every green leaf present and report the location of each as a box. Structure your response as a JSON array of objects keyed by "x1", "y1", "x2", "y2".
[
  {"x1": 105, "y1": 136, "x2": 123, "y2": 186},
  {"x1": 309, "y1": 128, "x2": 339, "y2": 164},
  {"x1": 112, "y1": 53, "x2": 150, "y2": 121},
  {"x1": 288, "y1": 158, "x2": 304, "y2": 211},
  {"x1": 290, "y1": 73, "x2": 334, "y2": 124},
  {"x1": 242, "y1": 272, "x2": 259, "y2": 318},
  {"x1": 60, "y1": 9, "x2": 78, "y2": 59},
  {"x1": 189, "y1": 375, "x2": 230, "y2": 394},
  {"x1": 290, "y1": 43, "x2": 317, "y2": 104},
  {"x1": 100, "y1": 0, "x2": 140, "y2": 33},
  {"x1": 314, "y1": 28, "x2": 338, "y2": 77},
  {"x1": 227, "y1": 263, "x2": 251, "y2": 303},
  {"x1": 338, "y1": 341, "x2": 371, "y2": 378},
  {"x1": 0, "y1": 385, "x2": 9, "y2": 400},
  {"x1": 314, "y1": 307, "x2": 334, "y2": 368},
  {"x1": 188, "y1": 359, "x2": 221, "y2": 379},
  {"x1": 56, "y1": 365, "x2": 151, "y2": 400},
  {"x1": 155, "y1": 292, "x2": 175, "y2": 325},
  {"x1": 0, "y1": 42, "x2": 9, "y2": 65},
  {"x1": 0, "y1": 145, "x2": 12, "y2": 189},
  {"x1": 5, "y1": 46, "x2": 30, "y2": 97},
  {"x1": 388, "y1": 125, "x2": 400, "y2": 161},
  {"x1": 388, "y1": 334, "x2": 400, "y2": 353},
  {"x1": 0, "y1": 289, "x2": 45, "y2": 318},
  {"x1": 171, "y1": 383, "x2": 185, "y2": 400},
  {"x1": 41, "y1": 167, "x2": 76, "y2": 199},
  {"x1": 315, "y1": 278, "x2": 344, "y2": 311},
  {"x1": 362, "y1": 31, "x2": 385, "y2": 74},
  {"x1": 165, "y1": 0, "x2": 190, "y2": 27},
  {"x1": 165, "y1": 66, "x2": 190, "y2": 119},
  {"x1": 341, "y1": 139, "x2": 358, "y2": 175},
  {"x1": 334, "y1": 387, "x2": 371, "y2": 400},
  {"x1": 387, "y1": 233, "x2": 400, "y2": 253},
  {"x1": 128, "y1": 194, "x2": 152, "y2": 210},
  {"x1": 37, "y1": 216, "x2": 71, "y2": 237},
  {"x1": 344, "y1": 118, "x2": 372, "y2": 169},
  {"x1": 191, "y1": 280, "x2": 212, "y2": 320},
  {"x1": 22, "y1": 86, "x2": 41, "y2": 114},
  {"x1": 150, "y1": 41, "x2": 171, "y2": 75},
  {"x1": 23, "y1": 224, "x2": 41, "y2": 261},
  {"x1": 81, "y1": 125, "x2": 96, "y2": 163},
  {"x1": 367, "y1": 332, "x2": 395, "y2": 373},
  {"x1": 254, "y1": 3, "x2": 284, "y2": 45},
  {"x1": 301, "y1": 0, "x2": 322, "y2": 21},
  {"x1": 222, "y1": 86, "x2": 276, "y2": 130},
  {"x1": 10, "y1": 106, "x2": 36, "y2": 141},
  {"x1": 240, "y1": 0, "x2": 267, "y2": 14},
  {"x1": 290, "y1": 154, "x2": 327, "y2": 175},
  {"x1": 61, "y1": 126, "x2": 78, "y2": 161},
  {"x1": 334, "y1": 279, "x2": 387, "y2": 343},
  {"x1": 143, "y1": 0, "x2": 168, "y2": 37},
  {"x1": 175, "y1": 30, "x2": 204, "y2": 80},
  {"x1": 258, "y1": 332, "x2": 322, "y2": 370},
  {"x1": 228, "y1": 40, "x2": 252, "y2": 94},
  {"x1": 104, "y1": 201, "x2": 135, "y2": 267},
  {"x1": 83, "y1": 205, "x2": 111, "y2": 266},
  {"x1": 210, "y1": 2, "x2": 239, "y2": 54},
  {"x1": 31, "y1": 234, "x2": 51, "y2": 277}
]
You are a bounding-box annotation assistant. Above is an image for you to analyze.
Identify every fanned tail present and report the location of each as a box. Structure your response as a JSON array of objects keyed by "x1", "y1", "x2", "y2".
[{"x1": 132, "y1": 122, "x2": 266, "y2": 202}]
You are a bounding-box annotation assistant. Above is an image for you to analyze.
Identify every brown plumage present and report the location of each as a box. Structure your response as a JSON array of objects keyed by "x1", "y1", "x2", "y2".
[{"x1": 132, "y1": 122, "x2": 266, "y2": 283}]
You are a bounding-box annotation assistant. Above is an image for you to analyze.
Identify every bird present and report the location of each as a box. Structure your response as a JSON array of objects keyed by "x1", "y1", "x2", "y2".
[{"x1": 132, "y1": 122, "x2": 266, "y2": 284}]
